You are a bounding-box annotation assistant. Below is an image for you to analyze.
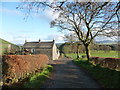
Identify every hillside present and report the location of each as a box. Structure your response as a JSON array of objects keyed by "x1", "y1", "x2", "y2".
[
  {"x1": 96, "y1": 40, "x2": 120, "y2": 44},
  {"x1": 0, "y1": 38, "x2": 20, "y2": 55},
  {"x1": 0, "y1": 38, "x2": 13, "y2": 44}
]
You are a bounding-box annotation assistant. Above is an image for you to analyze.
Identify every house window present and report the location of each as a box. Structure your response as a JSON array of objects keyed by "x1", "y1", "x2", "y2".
[{"x1": 31, "y1": 48, "x2": 35, "y2": 54}]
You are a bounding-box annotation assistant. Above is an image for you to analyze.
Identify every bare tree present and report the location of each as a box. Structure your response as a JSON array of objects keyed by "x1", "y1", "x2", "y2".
[
  {"x1": 18, "y1": 1, "x2": 119, "y2": 61},
  {"x1": 50, "y1": 2, "x2": 119, "y2": 61},
  {"x1": 63, "y1": 33, "x2": 81, "y2": 58},
  {"x1": 64, "y1": 33, "x2": 78, "y2": 43}
]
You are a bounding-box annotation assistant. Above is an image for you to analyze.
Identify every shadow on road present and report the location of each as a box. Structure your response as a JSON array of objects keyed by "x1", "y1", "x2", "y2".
[{"x1": 42, "y1": 57, "x2": 101, "y2": 88}]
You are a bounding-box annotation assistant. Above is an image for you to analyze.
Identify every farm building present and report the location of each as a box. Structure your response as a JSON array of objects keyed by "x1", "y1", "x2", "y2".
[{"x1": 23, "y1": 39, "x2": 60, "y2": 60}]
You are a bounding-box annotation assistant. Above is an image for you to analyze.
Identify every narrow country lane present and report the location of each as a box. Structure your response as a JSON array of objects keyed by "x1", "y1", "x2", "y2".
[{"x1": 42, "y1": 57, "x2": 101, "y2": 88}]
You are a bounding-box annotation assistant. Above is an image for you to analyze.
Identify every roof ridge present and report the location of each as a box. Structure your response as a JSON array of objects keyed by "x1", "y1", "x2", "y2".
[{"x1": 25, "y1": 41, "x2": 54, "y2": 43}]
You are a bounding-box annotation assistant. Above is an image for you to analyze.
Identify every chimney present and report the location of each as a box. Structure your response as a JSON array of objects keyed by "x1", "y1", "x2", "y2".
[
  {"x1": 25, "y1": 40, "x2": 27, "y2": 43},
  {"x1": 53, "y1": 39, "x2": 55, "y2": 43},
  {"x1": 39, "y1": 39, "x2": 41, "y2": 43}
]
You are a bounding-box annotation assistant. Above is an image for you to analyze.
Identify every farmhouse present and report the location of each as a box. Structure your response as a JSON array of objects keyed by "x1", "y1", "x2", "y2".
[{"x1": 23, "y1": 39, "x2": 60, "y2": 60}]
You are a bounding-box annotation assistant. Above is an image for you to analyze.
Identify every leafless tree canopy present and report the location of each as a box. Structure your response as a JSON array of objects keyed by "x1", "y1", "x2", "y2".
[
  {"x1": 50, "y1": 2, "x2": 119, "y2": 42},
  {"x1": 64, "y1": 33, "x2": 79, "y2": 43}
]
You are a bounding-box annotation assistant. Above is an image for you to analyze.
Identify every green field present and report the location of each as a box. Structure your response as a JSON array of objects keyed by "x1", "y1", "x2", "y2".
[
  {"x1": 0, "y1": 38, "x2": 20, "y2": 55},
  {"x1": 67, "y1": 50, "x2": 120, "y2": 59}
]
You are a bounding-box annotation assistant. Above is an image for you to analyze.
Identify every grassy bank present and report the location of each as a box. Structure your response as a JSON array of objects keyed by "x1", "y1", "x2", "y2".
[
  {"x1": 24, "y1": 65, "x2": 53, "y2": 88},
  {"x1": 0, "y1": 38, "x2": 20, "y2": 55},
  {"x1": 73, "y1": 59, "x2": 120, "y2": 88},
  {"x1": 66, "y1": 50, "x2": 120, "y2": 59},
  {"x1": 2, "y1": 65, "x2": 53, "y2": 89}
]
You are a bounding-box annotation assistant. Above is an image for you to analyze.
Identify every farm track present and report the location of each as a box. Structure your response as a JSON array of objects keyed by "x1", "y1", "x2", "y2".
[{"x1": 41, "y1": 57, "x2": 101, "y2": 88}]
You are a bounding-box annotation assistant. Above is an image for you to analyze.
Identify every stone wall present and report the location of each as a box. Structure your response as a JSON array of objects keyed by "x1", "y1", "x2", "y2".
[
  {"x1": 25, "y1": 48, "x2": 52, "y2": 60},
  {"x1": 90, "y1": 57, "x2": 120, "y2": 71},
  {"x1": 39, "y1": 49, "x2": 52, "y2": 60}
]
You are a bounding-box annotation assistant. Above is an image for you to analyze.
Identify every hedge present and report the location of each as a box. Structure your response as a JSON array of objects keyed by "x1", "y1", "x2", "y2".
[{"x1": 2, "y1": 54, "x2": 49, "y2": 86}]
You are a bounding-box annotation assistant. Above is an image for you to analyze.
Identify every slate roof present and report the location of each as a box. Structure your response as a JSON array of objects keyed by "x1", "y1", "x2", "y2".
[{"x1": 23, "y1": 41, "x2": 54, "y2": 49}]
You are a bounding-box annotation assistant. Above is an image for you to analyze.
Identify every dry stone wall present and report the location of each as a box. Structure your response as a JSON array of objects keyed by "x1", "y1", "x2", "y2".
[{"x1": 90, "y1": 57, "x2": 120, "y2": 71}]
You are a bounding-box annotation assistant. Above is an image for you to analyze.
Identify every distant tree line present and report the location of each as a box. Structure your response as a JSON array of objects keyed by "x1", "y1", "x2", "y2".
[
  {"x1": 58, "y1": 43, "x2": 120, "y2": 55},
  {"x1": 90, "y1": 44, "x2": 120, "y2": 52}
]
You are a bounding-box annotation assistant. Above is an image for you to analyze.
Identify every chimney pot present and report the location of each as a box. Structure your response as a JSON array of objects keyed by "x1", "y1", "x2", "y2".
[{"x1": 39, "y1": 39, "x2": 41, "y2": 43}]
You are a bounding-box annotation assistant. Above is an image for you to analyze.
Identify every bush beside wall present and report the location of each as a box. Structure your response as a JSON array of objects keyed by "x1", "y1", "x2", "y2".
[
  {"x1": 2, "y1": 54, "x2": 49, "y2": 85},
  {"x1": 90, "y1": 57, "x2": 120, "y2": 71}
]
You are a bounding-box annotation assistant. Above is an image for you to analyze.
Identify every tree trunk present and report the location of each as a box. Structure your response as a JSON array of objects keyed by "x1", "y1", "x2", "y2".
[
  {"x1": 85, "y1": 44, "x2": 91, "y2": 61},
  {"x1": 77, "y1": 44, "x2": 79, "y2": 59}
]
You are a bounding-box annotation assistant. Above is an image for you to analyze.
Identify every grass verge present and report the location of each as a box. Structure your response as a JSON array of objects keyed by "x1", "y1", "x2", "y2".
[
  {"x1": 73, "y1": 59, "x2": 120, "y2": 88},
  {"x1": 24, "y1": 65, "x2": 53, "y2": 88}
]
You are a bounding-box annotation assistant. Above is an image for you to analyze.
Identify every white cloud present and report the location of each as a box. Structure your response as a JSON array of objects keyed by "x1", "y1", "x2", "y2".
[
  {"x1": 12, "y1": 33, "x2": 65, "y2": 44},
  {"x1": 0, "y1": 31, "x2": 29, "y2": 44},
  {"x1": 95, "y1": 36, "x2": 117, "y2": 41},
  {"x1": 44, "y1": 9, "x2": 59, "y2": 20},
  {"x1": 32, "y1": 8, "x2": 59, "y2": 21},
  {"x1": 45, "y1": 33, "x2": 64, "y2": 43}
]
